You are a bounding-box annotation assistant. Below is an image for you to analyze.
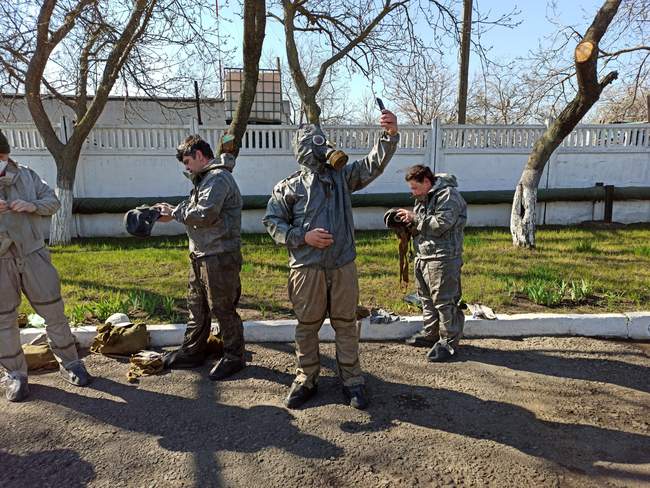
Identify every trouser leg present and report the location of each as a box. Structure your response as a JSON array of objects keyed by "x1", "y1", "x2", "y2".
[
  {"x1": 180, "y1": 259, "x2": 211, "y2": 357},
  {"x1": 425, "y1": 258, "x2": 464, "y2": 352},
  {"x1": 203, "y1": 252, "x2": 245, "y2": 361},
  {"x1": 415, "y1": 258, "x2": 440, "y2": 339},
  {"x1": 328, "y1": 261, "x2": 363, "y2": 387},
  {"x1": 20, "y1": 249, "x2": 78, "y2": 367},
  {"x1": 289, "y1": 266, "x2": 327, "y2": 389},
  {"x1": 0, "y1": 256, "x2": 27, "y2": 374}
]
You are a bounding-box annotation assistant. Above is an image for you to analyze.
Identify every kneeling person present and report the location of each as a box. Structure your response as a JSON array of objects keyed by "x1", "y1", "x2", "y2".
[
  {"x1": 396, "y1": 165, "x2": 467, "y2": 362},
  {"x1": 0, "y1": 130, "x2": 90, "y2": 402},
  {"x1": 155, "y1": 135, "x2": 245, "y2": 380}
]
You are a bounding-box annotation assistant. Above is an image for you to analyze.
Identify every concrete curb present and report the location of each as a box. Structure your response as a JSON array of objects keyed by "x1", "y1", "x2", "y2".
[{"x1": 19, "y1": 312, "x2": 650, "y2": 348}]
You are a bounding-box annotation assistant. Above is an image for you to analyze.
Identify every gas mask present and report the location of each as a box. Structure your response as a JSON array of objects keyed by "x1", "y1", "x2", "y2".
[{"x1": 311, "y1": 133, "x2": 349, "y2": 170}]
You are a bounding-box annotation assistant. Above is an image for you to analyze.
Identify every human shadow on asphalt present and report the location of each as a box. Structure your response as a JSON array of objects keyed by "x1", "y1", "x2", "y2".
[
  {"x1": 32, "y1": 374, "x2": 343, "y2": 485},
  {"x1": 0, "y1": 449, "x2": 95, "y2": 488},
  {"x1": 458, "y1": 345, "x2": 650, "y2": 394},
  {"x1": 340, "y1": 371, "x2": 650, "y2": 483}
]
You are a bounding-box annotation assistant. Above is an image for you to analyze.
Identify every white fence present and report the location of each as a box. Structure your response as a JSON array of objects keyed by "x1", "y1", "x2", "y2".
[
  {"x1": 4, "y1": 120, "x2": 650, "y2": 236},
  {"x1": 4, "y1": 121, "x2": 649, "y2": 153}
]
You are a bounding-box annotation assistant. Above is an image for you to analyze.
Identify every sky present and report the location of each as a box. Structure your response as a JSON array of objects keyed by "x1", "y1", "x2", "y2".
[{"x1": 213, "y1": 0, "x2": 608, "y2": 106}]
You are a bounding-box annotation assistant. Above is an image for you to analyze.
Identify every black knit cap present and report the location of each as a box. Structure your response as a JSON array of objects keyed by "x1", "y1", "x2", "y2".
[{"x1": 0, "y1": 130, "x2": 10, "y2": 154}]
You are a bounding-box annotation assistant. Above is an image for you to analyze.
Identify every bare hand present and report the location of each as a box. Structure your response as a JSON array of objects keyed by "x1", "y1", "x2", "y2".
[
  {"x1": 305, "y1": 228, "x2": 334, "y2": 249},
  {"x1": 0, "y1": 199, "x2": 8, "y2": 213},
  {"x1": 396, "y1": 208, "x2": 415, "y2": 223},
  {"x1": 380, "y1": 110, "x2": 398, "y2": 135},
  {"x1": 153, "y1": 203, "x2": 175, "y2": 223},
  {"x1": 9, "y1": 200, "x2": 37, "y2": 213}
]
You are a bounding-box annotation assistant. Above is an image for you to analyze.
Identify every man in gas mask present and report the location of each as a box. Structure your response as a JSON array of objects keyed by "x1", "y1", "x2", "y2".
[
  {"x1": 263, "y1": 110, "x2": 398, "y2": 410},
  {"x1": 154, "y1": 134, "x2": 245, "y2": 381},
  {"x1": 0, "y1": 129, "x2": 91, "y2": 402},
  {"x1": 396, "y1": 164, "x2": 467, "y2": 362}
]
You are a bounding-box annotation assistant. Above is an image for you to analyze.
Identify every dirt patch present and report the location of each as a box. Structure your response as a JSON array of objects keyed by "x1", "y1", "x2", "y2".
[{"x1": 1, "y1": 337, "x2": 649, "y2": 487}]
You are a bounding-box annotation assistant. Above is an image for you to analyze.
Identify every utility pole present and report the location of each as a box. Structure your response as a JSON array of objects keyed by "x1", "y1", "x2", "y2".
[{"x1": 457, "y1": 0, "x2": 472, "y2": 124}]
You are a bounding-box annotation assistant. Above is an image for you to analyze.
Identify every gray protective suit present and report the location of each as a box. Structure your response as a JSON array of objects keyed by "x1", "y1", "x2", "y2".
[
  {"x1": 0, "y1": 159, "x2": 79, "y2": 375},
  {"x1": 263, "y1": 124, "x2": 399, "y2": 387},
  {"x1": 412, "y1": 173, "x2": 467, "y2": 353},
  {"x1": 171, "y1": 153, "x2": 245, "y2": 362}
]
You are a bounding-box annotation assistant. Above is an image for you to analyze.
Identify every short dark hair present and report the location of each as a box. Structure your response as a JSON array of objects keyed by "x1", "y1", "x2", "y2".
[
  {"x1": 405, "y1": 164, "x2": 434, "y2": 184},
  {"x1": 176, "y1": 135, "x2": 214, "y2": 162}
]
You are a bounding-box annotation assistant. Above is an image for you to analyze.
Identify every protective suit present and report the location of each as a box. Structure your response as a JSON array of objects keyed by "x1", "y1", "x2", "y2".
[
  {"x1": 166, "y1": 153, "x2": 245, "y2": 367},
  {"x1": 412, "y1": 174, "x2": 467, "y2": 354},
  {"x1": 0, "y1": 152, "x2": 89, "y2": 401},
  {"x1": 264, "y1": 124, "x2": 399, "y2": 395}
]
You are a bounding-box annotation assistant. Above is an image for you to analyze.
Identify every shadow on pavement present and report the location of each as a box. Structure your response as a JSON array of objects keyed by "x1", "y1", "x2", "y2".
[
  {"x1": 0, "y1": 449, "x2": 95, "y2": 488},
  {"x1": 460, "y1": 344, "x2": 650, "y2": 394}
]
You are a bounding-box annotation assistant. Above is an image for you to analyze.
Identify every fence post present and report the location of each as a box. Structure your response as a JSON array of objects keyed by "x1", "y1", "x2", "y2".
[
  {"x1": 430, "y1": 117, "x2": 442, "y2": 174},
  {"x1": 58, "y1": 115, "x2": 69, "y2": 143},
  {"x1": 604, "y1": 185, "x2": 614, "y2": 223}
]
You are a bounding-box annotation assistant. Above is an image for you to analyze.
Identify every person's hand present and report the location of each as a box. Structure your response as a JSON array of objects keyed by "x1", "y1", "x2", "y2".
[
  {"x1": 396, "y1": 208, "x2": 415, "y2": 224},
  {"x1": 305, "y1": 228, "x2": 334, "y2": 249},
  {"x1": 0, "y1": 199, "x2": 8, "y2": 213},
  {"x1": 380, "y1": 110, "x2": 398, "y2": 136},
  {"x1": 153, "y1": 203, "x2": 175, "y2": 222},
  {"x1": 9, "y1": 200, "x2": 37, "y2": 213}
]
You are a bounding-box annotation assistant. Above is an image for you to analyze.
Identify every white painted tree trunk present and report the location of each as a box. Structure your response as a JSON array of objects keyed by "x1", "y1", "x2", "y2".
[
  {"x1": 510, "y1": 167, "x2": 543, "y2": 248},
  {"x1": 49, "y1": 187, "x2": 73, "y2": 245}
]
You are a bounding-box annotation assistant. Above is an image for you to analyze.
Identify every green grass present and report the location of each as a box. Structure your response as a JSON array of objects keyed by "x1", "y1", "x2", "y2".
[{"x1": 16, "y1": 226, "x2": 650, "y2": 323}]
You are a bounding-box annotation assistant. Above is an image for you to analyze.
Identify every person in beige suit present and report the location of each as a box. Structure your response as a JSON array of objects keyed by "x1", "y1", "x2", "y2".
[{"x1": 0, "y1": 130, "x2": 91, "y2": 402}]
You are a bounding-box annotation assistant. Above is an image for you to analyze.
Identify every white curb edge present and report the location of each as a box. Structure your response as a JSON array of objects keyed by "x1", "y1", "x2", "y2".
[{"x1": 19, "y1": 312, "x2": 650, "y2": 348}]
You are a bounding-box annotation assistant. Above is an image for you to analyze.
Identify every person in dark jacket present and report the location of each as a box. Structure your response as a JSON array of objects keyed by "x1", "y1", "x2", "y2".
[
  {"x1": 264, "y1": 110, "x2": 399, "y2": 409},
  {"x1": 396, "y1": 164, "x2": 467, "y2": 362},
  {"x1": 154, "y1": 135, "x2": 245, "y2": 380}
]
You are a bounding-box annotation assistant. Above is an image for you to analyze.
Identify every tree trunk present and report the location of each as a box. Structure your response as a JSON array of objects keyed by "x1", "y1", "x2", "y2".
[
  {"x1": 457, "y1": 0, "x2": 472, "y2": 124},
  {"x1": 49, "y1": 152, "x2": 79, "y2": 245},
  {"x1": 226, "y1": 0, "x2": 266, "y2": 156},
  {"x1": 303, "y1": 93, "x2": 321, "y2": 124},
  {"x1": 510, "y1": 0, "x2": 621, "y2": 247},
  {"x1": 510, "y1": 168, "x2": 543, "y2": 248}
]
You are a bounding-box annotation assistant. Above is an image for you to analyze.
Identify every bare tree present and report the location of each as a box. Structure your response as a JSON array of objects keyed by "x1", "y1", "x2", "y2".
[
  {"x1": 510, "y1": 0, "x2": 622, "y2": 248},
  {"x1": 0, "y1": 0, "x2": 252, "y2": 244},
  {"x1": 596, "y1": 83, "x2": 650, "y2": 122},
  {"x1": 273, "y1": 0, "x2": 411, "y2": 124},
  {"x1": 384, "y1": 50, "x2": 456, "y2": 124}
]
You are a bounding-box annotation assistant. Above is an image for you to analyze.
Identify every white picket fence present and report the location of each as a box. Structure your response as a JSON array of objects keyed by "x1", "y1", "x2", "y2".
[{"x1": 4, "y1": 121, "x2": 648, "y2": 154}]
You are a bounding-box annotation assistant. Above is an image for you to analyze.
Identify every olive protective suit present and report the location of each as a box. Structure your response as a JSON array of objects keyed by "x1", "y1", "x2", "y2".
[
  {"x1": 263, "y1": 124, "x2": 399, "y2": 388},
  {"x1": 412, "y1": 174, "x2": 467, "y2": 354}
]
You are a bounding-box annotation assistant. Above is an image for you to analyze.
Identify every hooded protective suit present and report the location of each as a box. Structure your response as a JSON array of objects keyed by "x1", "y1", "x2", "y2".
[
  {"x1": 412, "y1": 173, "x2": 467, "y2": 353},
  {"x1": 263, "y1": 124, "x2": 399, "y2": 389}
]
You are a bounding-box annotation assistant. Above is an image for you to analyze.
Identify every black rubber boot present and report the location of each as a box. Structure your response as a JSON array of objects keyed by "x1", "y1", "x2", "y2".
[
  {"x1": 208, "y1": 358, "x2": 245, "y2": 381},
  {"x1": 162, "y1": 349, "x2": 206, "y2": 369},
  {"x1": 284, "y1": 382, "x2": 318, "y2": 409},
  {"x1": 342, "y1": 384, "x2": 369, "y2": 410}
]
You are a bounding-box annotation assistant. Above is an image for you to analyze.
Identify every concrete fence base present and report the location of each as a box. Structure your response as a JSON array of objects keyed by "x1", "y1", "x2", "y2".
[{"x1": 18, "y1": 312, "x2": 650, "y2": 349}]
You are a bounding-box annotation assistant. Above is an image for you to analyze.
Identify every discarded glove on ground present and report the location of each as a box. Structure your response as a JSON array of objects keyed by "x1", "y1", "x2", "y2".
[
  {"x1": 466, "y1": 303, "x2": 497, "y2": 320},
  {"x1": 127, "y1": 351, "x2": 164, "y2": 383}
]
